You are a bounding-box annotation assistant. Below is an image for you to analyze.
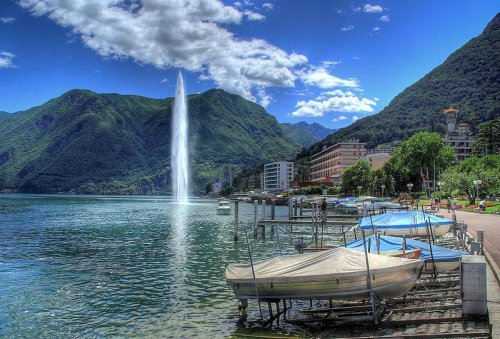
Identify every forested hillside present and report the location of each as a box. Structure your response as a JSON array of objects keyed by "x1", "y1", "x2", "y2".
[
  {"x1": 0, "y1": 89, "x2": 300, "y2": 194},
  {"x1": 280, "y1": 121, "x2": 335, "y2": 147}
]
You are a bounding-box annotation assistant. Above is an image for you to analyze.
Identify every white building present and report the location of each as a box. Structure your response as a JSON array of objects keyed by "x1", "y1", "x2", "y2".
[{"x1": 263, "y1": 161, "x2": 294, "y2": 192}]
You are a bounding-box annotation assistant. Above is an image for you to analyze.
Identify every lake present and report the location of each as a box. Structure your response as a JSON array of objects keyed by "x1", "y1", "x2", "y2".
[{"x1": 0, "y1": 194, "x2": 319, "y2": 338}]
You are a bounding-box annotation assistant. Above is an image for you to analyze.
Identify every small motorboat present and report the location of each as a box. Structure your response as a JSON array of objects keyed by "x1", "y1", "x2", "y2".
[
  {"x1": 358, "y1": 211, "x2": 453, "y2": 237},
  {"x1": 216, "y1": 200, "x2": 231, "y2": 215},
  {"x1": 345, "y1": 235, "x2": 466, "y2": 273},
  {"x1": 226, "y1": 247, "x2": 423, "y2": 300}
]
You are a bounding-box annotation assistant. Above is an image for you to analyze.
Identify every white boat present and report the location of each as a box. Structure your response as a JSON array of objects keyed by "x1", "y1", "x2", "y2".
[
  {"x1": 216, "y1": 200, "x2": 231, "y2": 214},
  {"x1": 358, "y1": 211, "x2": 453, "y2": 237},
  {"x1": 346, "y1": 235, "x2": 466, "y2": 273},
  {"x1": 226, "y1": 247, "x2": 423, "y2": 300}
]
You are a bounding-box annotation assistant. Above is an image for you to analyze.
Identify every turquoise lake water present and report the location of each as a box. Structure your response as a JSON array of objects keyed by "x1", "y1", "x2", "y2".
[{"x1": 0, "y1": 194, "x2": 321, "y2": 338}]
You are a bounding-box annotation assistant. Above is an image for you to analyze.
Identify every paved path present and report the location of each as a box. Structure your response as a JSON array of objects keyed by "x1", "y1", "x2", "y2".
[{"x1": 447, "y1": 210, "x2": 500, "y2": 267}]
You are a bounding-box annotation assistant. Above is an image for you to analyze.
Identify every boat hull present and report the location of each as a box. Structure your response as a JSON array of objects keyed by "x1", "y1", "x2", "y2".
[
  {"x1": 216, "y1": 207, "x2": 231, "y2": 215},
  {"x1": 361, "y1": 224, "x2": 450, "y2": 237},
  {"x1": 227, "y1": 248, "x2": 424, "y2": 301},
  {"x1": 227, "y1": 265, "x2": 422, "y2": 300}
]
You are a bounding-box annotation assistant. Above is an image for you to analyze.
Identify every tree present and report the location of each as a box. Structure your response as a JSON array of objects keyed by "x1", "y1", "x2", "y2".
[
  {"x1": 441, "y1": 155, "x2": 500, "y2": 204},
  {"x1": 370, "y1": 168, "x2": 395, "y2": 197},
  {"x1": 472, "y1": 117, "x2": 500, "y2": 156},
  {"x1": 340, "y1": 160, "x2": 373, "y2": 196},
  {"x1": 388, "y1": 132, "x2": 455, "y2": 192}
]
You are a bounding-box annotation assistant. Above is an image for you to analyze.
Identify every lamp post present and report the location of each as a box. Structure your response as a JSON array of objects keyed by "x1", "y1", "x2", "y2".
[
  {"x1": 357, "y1": 185, "x2": 362, "y2": 197},
  {"x1": 437, "y1": 181, "x2": 444, "y2": 201},
  {"x1": 407, "y1": 183, "x2": 413, "y2": 195},
  {"x1": 473, "y1": 179, "x2": 482, "y2": 204},
  {"x1": 380, "y1": 184, "x2": 385, "y2": 197}
]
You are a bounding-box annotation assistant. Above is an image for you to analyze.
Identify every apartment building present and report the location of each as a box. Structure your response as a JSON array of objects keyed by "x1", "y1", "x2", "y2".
[
  {"x1": 263, "y1": 161, "x2": 294, "y2": 192},
  {"x1": 310, "y1": 139, "x2": 366, "y2": 185}
]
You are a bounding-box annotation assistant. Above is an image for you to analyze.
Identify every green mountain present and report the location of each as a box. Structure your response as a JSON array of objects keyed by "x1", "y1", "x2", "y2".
[
  {"x1": 280, "y1": 121, "x2": 336, "y2": 147},
  {"x1": 0, "y1": 89, "x2": 300, "y2": 194},
  {"x1": 0, "y1": 111, "x2": 10, "y2": 120},
  {"x1": 304, "y1": 13, "x2": 500, "y2": 157}
]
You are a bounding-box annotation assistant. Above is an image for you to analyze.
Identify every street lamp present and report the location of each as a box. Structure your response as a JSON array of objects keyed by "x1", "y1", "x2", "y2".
[
  {"x1": 473, "y1": 179, "x2": 482, "y2": 204},
  {"x1": 357, "y1": 185, "x2": 362, "y2": 197},
  {"x1": 380, "y1": 184, "x2": 385, "y2": 197},
  {"x1": 437, "y1": 181, "x2": 445, "y2": 200}
]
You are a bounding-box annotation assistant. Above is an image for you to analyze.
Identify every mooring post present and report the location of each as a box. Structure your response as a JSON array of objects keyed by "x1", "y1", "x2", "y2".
[
  {"x1": 271, "y1": 199, "x2": 276, "y2": 220},
  {"x1": 477, "y1": 230, "x2": 485, "y2": 255},
  {"x1": 233, "y1": 200, "x2": 239, "y2": 241},
  {"x1": 288, "y1": 198, "x2": 293, "y2": 220},
  {"x1": 300, "y1": 198, "x2": 303, "y2": 216},
  {"x1": 253, "y1": 200, "x2": 258, "y2": 237},
  {"x1": 294, "y1": 199, "x2": 298, "y2": 217},
  {"x1": 261, "y1": 199, "x2": 267, "y2": 237}
]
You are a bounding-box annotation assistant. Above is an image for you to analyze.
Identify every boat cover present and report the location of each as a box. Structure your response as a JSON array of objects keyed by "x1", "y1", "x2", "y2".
[
  {"x1": 345, "y1": 235, "x2": 467, "y2": 263},
  {"x1": 226, "y1": 247, "x2": 422, "y2": 283},
  {"x1": 358, "y1": 211, "x2": 453, "y2": 231}
]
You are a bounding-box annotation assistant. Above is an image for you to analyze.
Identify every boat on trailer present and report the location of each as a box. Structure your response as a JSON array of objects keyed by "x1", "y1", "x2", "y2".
[
  {"x1": 226, "y1": 247, "x2": 423, "y2": 300},
  {"x1": 345, "y1": 234, "x2": 466, "y2": 273},
  {"x1": 358, "y1": 211, "x2": 453, "y2": 237}
]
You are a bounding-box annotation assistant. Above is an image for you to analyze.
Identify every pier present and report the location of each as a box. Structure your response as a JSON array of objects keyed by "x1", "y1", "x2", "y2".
[{"x1": 229, "y1": 199, "x2": 499, "y2": 338}]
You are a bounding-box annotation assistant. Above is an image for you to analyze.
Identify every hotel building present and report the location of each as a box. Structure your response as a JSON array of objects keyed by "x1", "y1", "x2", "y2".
[{"x1": 310, "y1": 139, "x2": 366, "y2": 185}]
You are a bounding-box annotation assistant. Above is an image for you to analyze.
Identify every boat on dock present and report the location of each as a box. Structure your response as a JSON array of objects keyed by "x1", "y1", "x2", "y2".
[
  {"x1": 216, "y1": 200, "x2": 231, "y2": 214},
  {"x1": 357, "y1": 211, "x2": 453, "y2": 237},
  {"x1": 226, "y1": 247, "x2": 423, "y2": 300},
  {"x1": 346, "y1": 235, "x2": 467, "y2": 272}
]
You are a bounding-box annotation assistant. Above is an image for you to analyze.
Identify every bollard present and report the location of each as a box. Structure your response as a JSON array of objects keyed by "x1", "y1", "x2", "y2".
[
  {"x1": 262, "y1": 199, "x2": 267, "y2": 220},
  {"x1": 461, "y1": 223, "x2": 468, "y2": 248},
  {"x1": 300, "y1": 198, "x2": 303, "y2": 216},
  {"x1": 271, "y1": 200, "x2": 276, "y2": 220},
  {"x1": 477, "y1": 230, "x2": 485, "y2": 255},
  {"x1": 233, "y1": 200, "x2": 239, "y2": 241}
]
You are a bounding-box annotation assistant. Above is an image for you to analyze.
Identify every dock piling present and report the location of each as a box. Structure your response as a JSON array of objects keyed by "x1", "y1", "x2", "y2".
[
  {"x1": 253, "y1": 200, "x2": 258, "y2": 237},
  {"x1": 233, "y1": 200, "x2": 239, "y2": 241}
]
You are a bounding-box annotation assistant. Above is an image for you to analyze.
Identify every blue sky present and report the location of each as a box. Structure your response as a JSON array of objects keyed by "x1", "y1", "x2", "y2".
[{"x1": 0, "y1": 1, "x2": 498, "y2": 128}]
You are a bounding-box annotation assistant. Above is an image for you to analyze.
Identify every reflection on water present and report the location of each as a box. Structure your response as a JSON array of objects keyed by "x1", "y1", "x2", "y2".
[
  {"x1": 0, "y1": 195, "x2": 308, "y2": 338},
  {"x1": 0, "y1": 196, "x2": 366, "y2": 337}
]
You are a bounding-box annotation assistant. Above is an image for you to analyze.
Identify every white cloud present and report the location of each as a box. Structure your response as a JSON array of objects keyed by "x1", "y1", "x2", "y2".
[
  {"x1": 374, "y1": 97, "x2": 380, "y2": 101},
  {"x1": 352, "y1": 115, "x2": 360, "y2": 121},
  {"x1": 0, "y1": 51, "x2": 16, "y2": 68},
  {"x1": 160, "y1": 78, "x2": 168, "y2": 83},
  {"x1": 0, "y1": 17, "x2": 15, "y2": 24},
  {"x1": 373, "y1": 27, "x2": 381, "y2": 31},
  {"x1": 258, "y1": 88, "x2": 272, "y2": 108},
  {"x1": 291, "y1": 89, "x2": 376, "y2": 117},
  {"x1": 341, "y1": 25, "x2": 354, "y2": 31},
  {"x1": 363, "y1": 4, "x2": 383, "y2": 13},
  {"x1": 379, "y1": 15, "x2": 390, "y2": 22},
  {"x1": 298, "y1": 66, "x2": 358, "y2": 89},
  {"x1": 262, "y1": 3, "x2": 274, "y2": 10},
  {"x1": 243, "y1": 9, "x2": 265, "y2": 21},
  {"x1": 18, "y1": 0, "x2": 307, "y2": 102},
  {"x1": 332, "y1": 115, "x2": 347, "y2": 122}
]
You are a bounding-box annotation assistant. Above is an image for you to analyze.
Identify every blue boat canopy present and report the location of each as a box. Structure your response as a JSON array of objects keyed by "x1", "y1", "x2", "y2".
[
  {"x1": 358, "y1": 211, "x2": 454, "y2": 230},
  {"x1": 345, "y1": 235, "x2": 467, "y2": 262}
]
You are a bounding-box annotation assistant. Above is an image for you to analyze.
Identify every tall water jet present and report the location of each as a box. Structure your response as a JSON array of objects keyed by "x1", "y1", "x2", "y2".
[{"x1": 171, "y1": 72, "x2": 189, "y2": 203}]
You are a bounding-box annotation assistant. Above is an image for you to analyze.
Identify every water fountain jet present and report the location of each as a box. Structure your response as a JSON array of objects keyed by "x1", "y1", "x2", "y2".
[{"x1": 171, "y1": 72, "x2": 189, "y2": 203}]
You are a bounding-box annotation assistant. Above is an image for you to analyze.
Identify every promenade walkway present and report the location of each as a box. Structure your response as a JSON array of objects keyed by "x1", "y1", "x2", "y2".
[{"x1": 450, "y1": 210, "x2": 500, "y2": 268}]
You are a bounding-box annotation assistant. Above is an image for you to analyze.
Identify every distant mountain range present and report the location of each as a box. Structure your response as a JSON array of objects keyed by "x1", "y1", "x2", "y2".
[
  {"x1": 280, "y1": 121, "x2": 336, "y2": 147},
  {"x1": 0, "y1": 89, "x2": 301, "y2": 194},
  {"x1": 303, "y1": 13, "x2": 500, "y2": 157}
]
